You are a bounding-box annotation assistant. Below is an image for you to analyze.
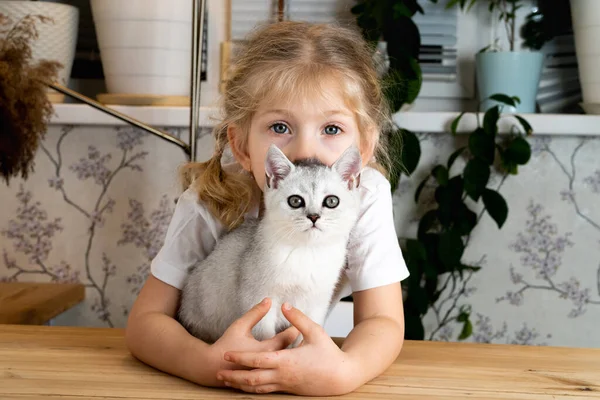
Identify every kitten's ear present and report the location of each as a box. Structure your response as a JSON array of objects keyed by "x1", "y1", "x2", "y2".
[
  {"x1": 265, "y1": 144, "x2": 294, "y2": 189},
  {"x1": 332, "y1": 146, "x2": 362, "y2": 190}
]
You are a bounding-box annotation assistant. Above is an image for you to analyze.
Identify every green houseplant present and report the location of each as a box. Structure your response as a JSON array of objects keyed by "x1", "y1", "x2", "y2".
[
  {"x1": 402, "y1": 94, "x2": 533, "y2": 340},
  {"x1": 351, "y1": 0, "x2": 432, "y2": 191},
  {"x1": 447, "y1": 0, "x2": 547, "y2": 113}
]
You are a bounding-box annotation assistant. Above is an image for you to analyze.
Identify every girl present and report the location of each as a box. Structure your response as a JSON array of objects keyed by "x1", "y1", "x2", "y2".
[{"x1": 125, "y1": 20, "x2": 409, "y2": 396}]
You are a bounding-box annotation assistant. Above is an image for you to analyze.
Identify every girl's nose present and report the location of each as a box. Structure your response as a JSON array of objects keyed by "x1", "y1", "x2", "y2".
[{"x1": 286, "y1": 135, "x2": 316, "y2": 162}]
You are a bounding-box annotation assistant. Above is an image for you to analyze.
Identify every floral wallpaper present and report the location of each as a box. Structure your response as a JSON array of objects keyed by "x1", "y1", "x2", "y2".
[
  {"x1": 393, "y1": 133, "x2": 600, "y2": 348},
  {"x1": 1, "y1": 124, "x2": 599, "y2": 348}
]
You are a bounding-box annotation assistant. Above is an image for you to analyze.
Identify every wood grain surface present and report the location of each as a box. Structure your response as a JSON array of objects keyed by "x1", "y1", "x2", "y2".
[
  {"x1": 0, "y1": 283, "x2": 85, "y2": 325},
  {"x1": 0, "y1": 325, "x2": 598, "y2": 399}
]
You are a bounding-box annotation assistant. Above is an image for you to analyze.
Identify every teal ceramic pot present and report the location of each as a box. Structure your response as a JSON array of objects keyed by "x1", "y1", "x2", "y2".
[{"x1": 476, "y1": 51, "x2": 545, "y2": 113}]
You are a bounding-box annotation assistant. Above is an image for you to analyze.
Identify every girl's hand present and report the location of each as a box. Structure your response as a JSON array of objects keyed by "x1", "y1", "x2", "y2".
[
  {"x1": 207, "y1": 298, "x2": 299, "y2": 385},
  {"x1": 216, "y1": 303, "x2": 358, "y2": 396}
]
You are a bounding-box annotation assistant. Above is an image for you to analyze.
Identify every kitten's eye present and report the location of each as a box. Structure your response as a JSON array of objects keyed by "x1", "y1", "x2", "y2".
[
  {"x1": 323, "y1": 195, "x2": 339, "y2": 209},
  {"x1": 323, "y1": 125, "x2": 341, "y2": 135},
  {"x1": 288, "y1": 195, "x2": 305, "y2": 209},
  {"x1": 270, "y1": 123, "x2": 289, "y2": 135}
]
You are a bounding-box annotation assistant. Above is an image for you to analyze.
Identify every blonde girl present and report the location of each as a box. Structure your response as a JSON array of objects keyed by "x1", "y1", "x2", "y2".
[{"x1": 126, "y1": 21, "x2": 409, "y2": 396}]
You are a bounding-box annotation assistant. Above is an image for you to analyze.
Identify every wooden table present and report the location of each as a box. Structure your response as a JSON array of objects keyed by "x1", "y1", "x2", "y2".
[
  {"x1": 0, "y1": 282, "x2": 85, "y2": 325},
  {"x1": 0, "y1": 325, "x2": 598, "y2": 399}
]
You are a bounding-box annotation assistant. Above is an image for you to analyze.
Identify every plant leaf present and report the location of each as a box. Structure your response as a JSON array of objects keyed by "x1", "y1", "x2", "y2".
[
  {"x1": 451, "y1": 112, "x2": 466, "y2": 135},
  {"x1": 514, "y1": 115, "x2": 533, "y2": 135},
  {"x1": 382, "y1": 68, "x2": 409, "y2": 113},
  {"x1": 482, "y1": 188, "x2": 508, "y2": 228},
  {"x1": 458, "y1": 318, "x2": 473, "y2": 340},
  {"x1": 408, "y1": 285, "x2": 429, "y2": 315},
  {"x1": 438, "y1": 230, "x2": 465, "y2": 270},
  {"x1": 469, "y1": 128, "x2": 495, "y2": 165},
  {"x1": 489, "y1": 93, "x2": 516, "y2": 107},
  {"x1": 415, "y1": 176, "x2": 429, "y2": 203},
  {"x1": 447, "y1": 146, "x2": 466, "y2": 170},
  {"x1": 399, "y1": 129, "x2": 421, "y2": 174},
  {"x1": 432, "y1": 165, "x2": 449, "y2": 186},
  {"x1": 463, "y1": 158, "x2": 490, "y2": 201},
  {"x1": 418, "y1": 210, "x2": 439, "y2": 240},
  {"x1": 404, "y1": 312, "x2": 425, "y2": 340},
  {"x1": 445, "y1": 0, "x2": 460, "y2": 9},
  {"x1": 505, "y1": 136, "x2": 531, "y2": 165},
  {"x1": 454, "y1": 204, "x2": 478, "y2": 235},
  {"x1": 406, "y1": 239, "x2": 427, "y2": 262},
  {"x1": 393, "y1": 3, "x2": 413, "y2": 18},
  {"x1": 483, "y1": 105, "x2": 500, "y2": 136}
]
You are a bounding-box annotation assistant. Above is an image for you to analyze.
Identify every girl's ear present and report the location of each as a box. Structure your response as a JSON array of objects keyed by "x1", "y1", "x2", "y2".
[{"x1": 227, "y1": 124, "x2": 251, "y2": 171}]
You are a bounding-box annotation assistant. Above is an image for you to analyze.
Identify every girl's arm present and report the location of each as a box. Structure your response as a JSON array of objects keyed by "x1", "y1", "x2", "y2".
[
  {"x1": 125, "y1": 275, "x2": 223, "y2": 386},
  {"x1": 125, "y1": 275, "x2": 298, "y2": 387},
  {"x1": 341, "y1": 282, "x2": 405, "y2": 387}
]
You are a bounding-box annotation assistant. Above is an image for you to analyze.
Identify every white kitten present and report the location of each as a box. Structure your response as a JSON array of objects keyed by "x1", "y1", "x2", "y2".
[{"x1": 178, "y1": 144, "x2": 362, "y2": 345}]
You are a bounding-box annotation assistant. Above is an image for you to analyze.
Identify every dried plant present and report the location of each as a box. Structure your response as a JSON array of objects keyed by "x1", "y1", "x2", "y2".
[{"x1": 0, "y1": 13, "x2": 61, "y2": 184}]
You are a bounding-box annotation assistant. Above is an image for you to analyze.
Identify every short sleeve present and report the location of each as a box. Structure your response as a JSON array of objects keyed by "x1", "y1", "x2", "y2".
[
  {"x1": 345, "y1": 169, "x2": 410, "y2": 293},
  {"x1": 150, "y1": 188, "x2": 223, "y2": 290}
]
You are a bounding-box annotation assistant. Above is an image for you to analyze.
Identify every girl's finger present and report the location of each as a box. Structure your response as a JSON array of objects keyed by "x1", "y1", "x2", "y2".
[
  {"x1": 281, "y1": 303, "x2": 324, "y2": 342},
  {"x1": 225, "y1": 381, "x2": 281, "y2": 394},
  {"x1": 263, "y1": 326, "x2": 299, "y2": 351},
  {"x1": 218, "y1": 368, "x2": 279, "y2": 388},
  {"x1": 230, "y1": 297, "x2": 271, "y2": 335},
  {"x1": 222, "y1": 350, "x2": 284, "y2": 369}
]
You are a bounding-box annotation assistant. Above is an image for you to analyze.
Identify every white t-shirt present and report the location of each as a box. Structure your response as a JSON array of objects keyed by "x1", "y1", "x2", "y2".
[{"x1": 151, "y1": 167, "x2": 410, "y2": 298}]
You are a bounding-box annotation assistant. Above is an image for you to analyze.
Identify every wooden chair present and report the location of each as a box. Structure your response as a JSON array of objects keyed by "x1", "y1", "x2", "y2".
[{"x1": 0, "y1": 282, "x2": 85, "y2": 325}]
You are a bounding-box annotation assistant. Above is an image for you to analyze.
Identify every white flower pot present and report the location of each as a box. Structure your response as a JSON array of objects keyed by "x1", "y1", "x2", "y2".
[
  {"x1": 90, "y1": 0, "x2": 192, "y2": 96},
  {"x1": 0, "y1": 0, "x2": 79, "y2": 98},
  {"x1": 571, "y1": 0, "x2": 600, "y2": 107}
]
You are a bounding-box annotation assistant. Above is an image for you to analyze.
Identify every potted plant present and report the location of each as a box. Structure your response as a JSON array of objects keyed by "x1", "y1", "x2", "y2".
[
  {"x1": 447, "y1": 0, "x2": 547, "y2": 113},
  {"x1": 0, "y1": 10, "x2": 61, "y2": 183}
]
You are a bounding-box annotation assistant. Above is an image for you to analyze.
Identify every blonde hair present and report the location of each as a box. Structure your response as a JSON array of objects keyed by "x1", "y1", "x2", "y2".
[{"x1": 180, "y1": 21, "x2": 394, "y2": 231}]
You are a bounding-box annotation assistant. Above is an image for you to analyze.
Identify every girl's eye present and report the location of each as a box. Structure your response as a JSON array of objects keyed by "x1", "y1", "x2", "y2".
[
  {"x1": 270, "y1": 123, "x2": 289, "y2": 134},
  {"x1": 323, "y1": 195, "x2": 339, "y2": 209},
  {"x1": 323, "y1": 125, "x2": 341, "y2": 135},
  {"x1": 287, "y1": 195, "x2": 305, "y2": 209}
]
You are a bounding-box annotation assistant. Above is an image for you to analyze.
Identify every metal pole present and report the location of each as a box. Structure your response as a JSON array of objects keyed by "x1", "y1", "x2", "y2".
[
  {"x1": 48, "y1": 82, "x2": 190, "y2": 156},
  {"x1": 189, "y1": 0, "x2": 206, "y2": 163}
]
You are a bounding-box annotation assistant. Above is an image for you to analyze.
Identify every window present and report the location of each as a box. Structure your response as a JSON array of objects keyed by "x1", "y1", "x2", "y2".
[
  {"x1": 536, "y1": 35, "x2": 581, "y2": 113},
  {"x1": 230, "y1": 0, "x2": 276, "y2": 41}
]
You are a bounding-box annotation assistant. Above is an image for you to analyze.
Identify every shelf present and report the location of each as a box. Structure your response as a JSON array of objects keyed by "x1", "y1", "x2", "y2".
[
  {"x1": 50, "y1": 104, "x2": 218, "y2": 129},
  {"x1": 49, "y1": 104, "x2": 600, "y2": 136},
  {"x1": 395, "y1": 112, "x2": 600, "y2": 136}
]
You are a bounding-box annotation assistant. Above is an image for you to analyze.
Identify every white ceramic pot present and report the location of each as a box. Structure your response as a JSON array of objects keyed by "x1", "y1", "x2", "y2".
[
  {"x1": 0, "y1": 1, "x2": 79, "y2": 87},
  {"x1": 571, "y1": 0, "x2": 600, "y2": 105},
  {"x1": 90, "y1": 0, "x2": 192, "y2": 96}
]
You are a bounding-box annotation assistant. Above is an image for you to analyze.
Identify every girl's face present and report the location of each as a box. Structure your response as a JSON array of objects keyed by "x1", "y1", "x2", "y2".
[{"x1": 229, "y1": 80, "x2": 371, "y2": 191}]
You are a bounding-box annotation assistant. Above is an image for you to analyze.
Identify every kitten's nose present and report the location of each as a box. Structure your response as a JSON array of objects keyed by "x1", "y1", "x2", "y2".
[{"x1": 307, "y1": 214, "x2": 320, "y2": 224}]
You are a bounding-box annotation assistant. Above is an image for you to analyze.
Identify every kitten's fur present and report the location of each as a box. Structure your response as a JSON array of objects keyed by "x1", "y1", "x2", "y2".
[{"x1": 178, "y1": 144, "x2": 362, "y2": 345}]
